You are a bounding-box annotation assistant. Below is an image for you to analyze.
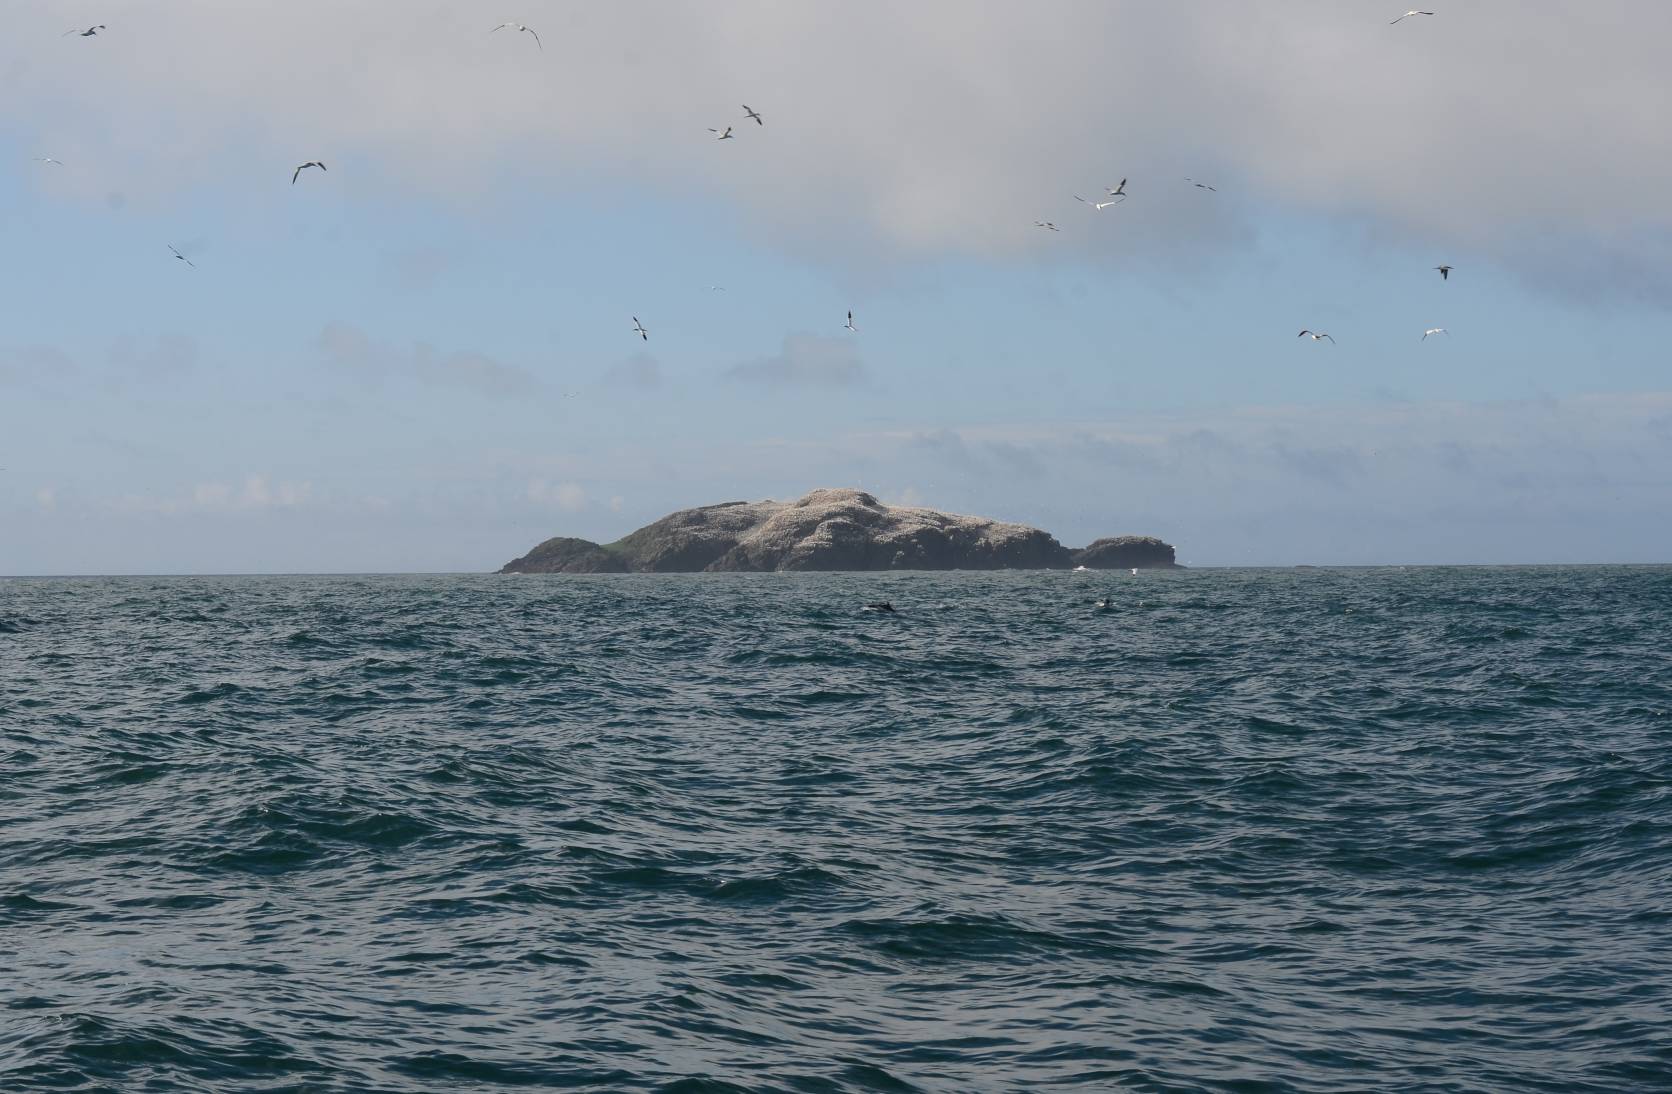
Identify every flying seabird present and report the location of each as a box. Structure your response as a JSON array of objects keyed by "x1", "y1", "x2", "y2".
[
  {"x1": 490, "y1": 22, "x2": 542, "y2": 49},
  {"x1": 1390, "y1": 10, "x2": 1435, "y2": 24},
  {"x1": 708, "y1": 126, "x2": 734, "y2": 140},
  {"x1": 1074, "y1": 195, "x2": 1121, "y2": 210},
  {"x1": 743, "y1": 104, "x2": 763, "y2": 125},
  {"x1": 1034, "y1": 220, "x2": 1060, "y2": 231},
  {"x1": 1106, "y1": 178, "x2": 1128, "y2": 199},
  {"x1": 1434, "y1": 264, "x2": 1453, "y2": 280},
  {"x1": 168, "y1": 245, "x2": 195, "y2": 269},
  {"x1": 1186, "y1": 178, "x2": 1217, "y2": 191},
  {"x1": 632, "y1": 316, "x2": 648, "y2": 341},
  {"x1": 1298, "y1": 330, "x2": 1336, "y2": 343},
  {"x1": 292, "y1": 161, "x2": 326, "y2": 184},
  {"x1": 708, "y1": 285, "x2": 726, "y2": 292},
  {"x1": 64, "y1": 25, "x2": 106, "y2": 37},
  {"x1": 32, "y1": 157, "x2": 64, "y2": 167},
  {"x1": 1422, "y1": 327, "x2": 1448, "y2": 340},
  {"x1": 845, "y1": 310, "x2": 857, "y2": 333}
]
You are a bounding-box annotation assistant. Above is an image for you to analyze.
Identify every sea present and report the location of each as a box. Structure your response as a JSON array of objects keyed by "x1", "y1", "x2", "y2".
[{"x1": 2, "y1": 566, "x2": 1669, "y2": 1092}]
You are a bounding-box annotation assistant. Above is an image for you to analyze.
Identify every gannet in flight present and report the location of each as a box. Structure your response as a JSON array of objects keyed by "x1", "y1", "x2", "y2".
[
  {"x1": 1074, "y1": 195, "x2": 1120, "y2": 210},
  {"x1": 1298, "y1": 330, "x2": 1336, "y2": 343},
  {"x1": 1390, "y1": 10, "x2": 1434, "y2": 24},
  {"x1": 33, "y1": 157, "x2": 64, "y2": 166},
  {"x1": 490, "y1": 23, "x2": 541, "y2": 49},
  {"x1": 1034, "y1": 220, "x2": 1060, "y2": 231},
  {"x1": 743, "y1": 105, "x2": 763, "y2": 125},
  {"x1": 1186, "y1": 178, "x2": 1216, "y2": 191},
  {"x1": 1422, "y1": 327, "x2": 1448, "y2": 340},
  {"x1": 708, "y1": 126, "x2": 735, "y2": 140},
  {"x1": 1106, "y1": 178, "x2": 1128, "y2": 199},
  {"x1": 168, "y1": 245, "x2": 195, "y2": 269},
  {"x1": 1434, "y1": 264, "x2": 1453, "y2": 280},
  {"x1": 64, "y1": 25, "x2": 106, "y2": 37},
  {"x1": 632, "y1": 316, "x2": 648, "y2": 341},
  {"x1": 845, "y1": 310, "x2": 857, "y2": 333},
  {"x1": 292, "y1": 161, "x2": 326, "y2": 184}
]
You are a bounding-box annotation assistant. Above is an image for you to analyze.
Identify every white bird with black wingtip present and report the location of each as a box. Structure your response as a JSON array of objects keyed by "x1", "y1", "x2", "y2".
[
  {"x1": 1298, "y1": 330, "x2": 1336, "y2": 344},
  {"x1": 490, "y1": 22, "x2": 542, "y2": 49}
]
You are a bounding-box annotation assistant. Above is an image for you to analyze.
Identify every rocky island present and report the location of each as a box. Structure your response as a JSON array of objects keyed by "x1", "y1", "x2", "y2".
[{"x1": 498, "y1": 488, "x2": 1177, "y2": 574}]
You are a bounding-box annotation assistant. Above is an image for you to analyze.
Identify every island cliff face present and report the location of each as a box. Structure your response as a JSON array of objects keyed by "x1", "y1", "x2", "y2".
[{"x1": 498, "y1": 488, "x2": 1178, "y2": 574}]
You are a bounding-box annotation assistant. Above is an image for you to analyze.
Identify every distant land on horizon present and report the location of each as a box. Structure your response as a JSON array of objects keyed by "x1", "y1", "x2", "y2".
[{"x1": 497, "y1": 487, "x2": 1179, "y2": 574}]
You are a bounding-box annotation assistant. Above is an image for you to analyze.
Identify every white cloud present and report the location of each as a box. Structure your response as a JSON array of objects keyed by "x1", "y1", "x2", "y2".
[
  {"x1": 118, "y1": 475, "x2": 314, "y2": 515},
  {"x1": 528, "y1": 479, "x2": 587, "y2": 511}
]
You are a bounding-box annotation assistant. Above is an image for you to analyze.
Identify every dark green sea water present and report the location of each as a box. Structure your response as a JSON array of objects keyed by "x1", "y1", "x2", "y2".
[{"x1": 2, "y1": 567, "x2": 1669, "y2": 1092}]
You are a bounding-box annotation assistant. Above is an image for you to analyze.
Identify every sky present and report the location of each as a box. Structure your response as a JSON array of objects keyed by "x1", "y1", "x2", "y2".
[{"x1": 4, "y1": 0, "x2": 1671, "y2": 573}]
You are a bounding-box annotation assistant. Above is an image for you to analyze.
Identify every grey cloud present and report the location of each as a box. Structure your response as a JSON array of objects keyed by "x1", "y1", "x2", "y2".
[
  {"x1": 316, "y1": 321, "x2": 537, "y2": 398},
  {"x1": 379, "y1": 247, "x2": 458, "y2": 293},
  {"x1": 0, "y1": 345, "x2": 78, "y2": 394},
  {"x1": 1269, "y1": 442, "x2": 1363, "y2": 485},
  {"x1": 108, "y1": 333, "x2": 199, "y2": 379},
  {"x1": 605, "y1": 353, "x2": 663, "y2": 389},
  {"x1": 12, "y1": 2, "x2": 1670, "y2": 289},
  {"x1": 728, "y1": 334, "x2": 866, "y2": 388}
]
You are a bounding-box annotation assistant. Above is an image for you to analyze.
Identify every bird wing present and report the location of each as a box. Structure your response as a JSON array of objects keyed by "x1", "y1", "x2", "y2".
[
  {"x1": 292, "y1": 165, "x2": 301, "y2": 184},
  {"x1": 1298, "y1": 330, "x2": 1310, "y2": 337},
  {"x1": 1324, "y1": 334, "x2": 1336, "y2": 342},
  {"x1": 491, "y1": 23, "x2": 509, "y2": 33},
  {"x1": 526, "y1": 27, "x2": 541, "y2": 48}
]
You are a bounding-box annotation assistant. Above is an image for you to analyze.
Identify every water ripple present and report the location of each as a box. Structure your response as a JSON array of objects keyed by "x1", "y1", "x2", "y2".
[{"x1": 2, "y1": 567, "x2": 1669, "y2": 1091}]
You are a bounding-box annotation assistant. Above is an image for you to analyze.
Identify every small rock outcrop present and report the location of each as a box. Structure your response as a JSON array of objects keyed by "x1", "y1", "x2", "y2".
[
  {"x1": 497, "y1": 488, "x2": 1178, "y2": 574},
  {"x1": 498, "y1": 536, "x2": 627, "y2": 574},
  {"x1": 1072, "y1": 535, "x2": 1177, "y2": 570}
]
